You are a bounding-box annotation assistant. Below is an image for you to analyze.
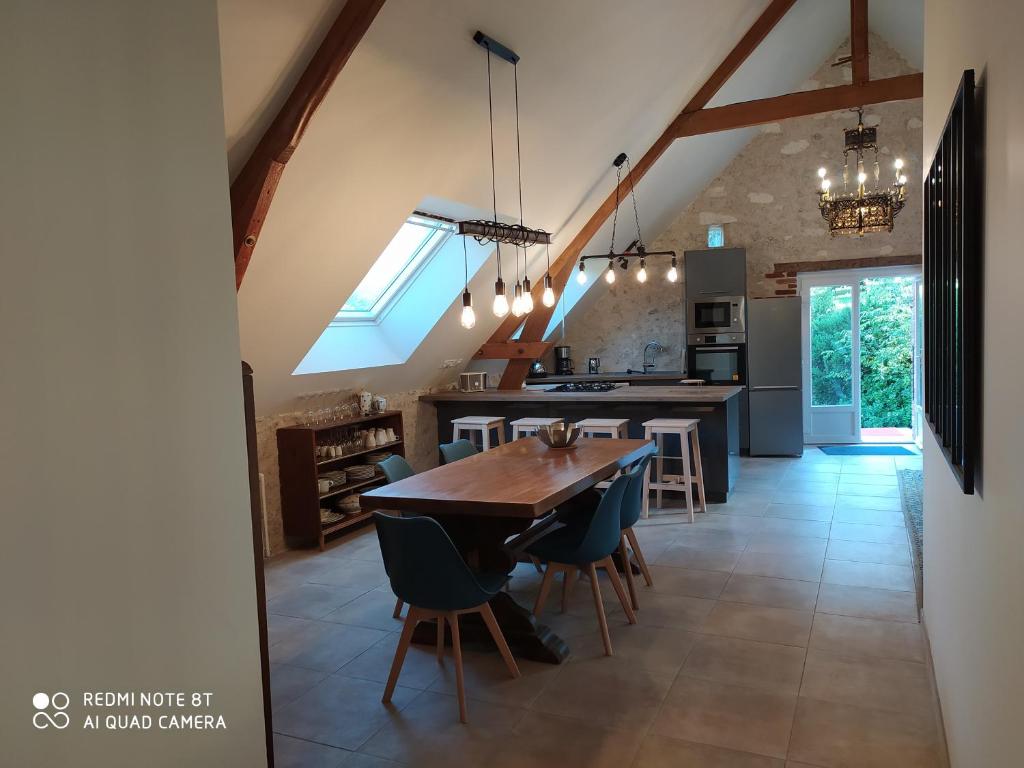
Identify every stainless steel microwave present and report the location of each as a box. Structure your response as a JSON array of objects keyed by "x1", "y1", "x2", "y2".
[{"x1": 687, "y1": 295, "x2": 746, "y2": 335}]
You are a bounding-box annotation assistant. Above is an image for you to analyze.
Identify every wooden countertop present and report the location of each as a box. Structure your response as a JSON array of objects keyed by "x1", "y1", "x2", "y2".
[
  {"x1": 525, "y1": 372, "x2": 688, "y2": 384},
  {"x1": 420, "y1": 385, "x2": 743, "y2": 404}
]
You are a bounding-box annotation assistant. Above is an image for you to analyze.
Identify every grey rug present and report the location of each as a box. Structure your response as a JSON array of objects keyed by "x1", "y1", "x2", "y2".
[{"x1": 898, "y1": 468, "x2": 924, "y2": 607}]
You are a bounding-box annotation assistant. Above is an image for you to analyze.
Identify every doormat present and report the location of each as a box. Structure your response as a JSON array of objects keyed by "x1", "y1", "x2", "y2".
[
  {"x1": 897, "y1": 468, "x2": 924, "y2": 609},
  {"x1": 818, "y1": 445, "x2": 917, "y2": 456}
]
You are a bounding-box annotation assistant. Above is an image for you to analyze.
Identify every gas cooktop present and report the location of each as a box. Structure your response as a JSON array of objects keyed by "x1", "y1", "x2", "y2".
[{"x1": 549, "y1": 382, "x2": 620, "y2": 393}]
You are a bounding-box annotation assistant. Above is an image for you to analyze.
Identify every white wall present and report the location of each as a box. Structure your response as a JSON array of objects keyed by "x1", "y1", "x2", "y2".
[
  {"x1": 0, "y1": 2, "x2": 267, "y2": 766},
  {"x1": 922, "y1": 1, "x2": 1024, "y2": 765}
]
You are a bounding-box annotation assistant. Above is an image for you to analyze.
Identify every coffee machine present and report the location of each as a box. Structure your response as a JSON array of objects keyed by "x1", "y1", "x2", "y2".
[{"x1": 553, "y1": 345, "x2": 573, "y2": 375}]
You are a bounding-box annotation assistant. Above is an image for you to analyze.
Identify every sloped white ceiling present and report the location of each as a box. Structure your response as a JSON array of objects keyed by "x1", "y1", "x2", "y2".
[{"x1": 219, "y1": 0, "x2": 922, "y2": 415}]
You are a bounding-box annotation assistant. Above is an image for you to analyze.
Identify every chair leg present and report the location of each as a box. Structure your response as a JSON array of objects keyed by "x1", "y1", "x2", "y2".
[
  {"x1": 479, "y1": 602, "x2": 520, "y2": 679},
  {"x1": 619, "y1": 535, "x2": 639, "y2": 611},
  {"x1": 533, "y1": 564, "x2": 557, "y2": 617},
  {"x1": 436, "y1": 615, "x2": 445, "y2": 663},
  {"x1": 588, "y1": 563, "x2": 613, "y2": 656},
  {"x1": 655, "y1": 433, "x2": 664, "y2": 511},
  {"x1": 602, "y1": 556, "x2": 637, "y2": 624},
  {"x1": 448, "y1": 612, "x2": 468, "y2": 723},
  {"x1": 392, "y1": 598, "x2": 404, "y2": 619},
  {"x1": 561, "y1": 567, "x2": 576, "y2": 613},
  {"x1": 625, "y1": 527, "x2": 654, "y2": 587},
  {"x1": 680, "y1": 430, "x2": 694, "y2": 523},
  {"x1": 383, "y1": 607, "x2": 418, "y2": 704},
  {"x1": 691, "y1": 429, "x2": 707, "y2": 513}
]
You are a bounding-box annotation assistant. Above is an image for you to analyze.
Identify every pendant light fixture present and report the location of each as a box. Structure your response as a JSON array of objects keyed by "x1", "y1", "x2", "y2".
[
  {"x1": 579, "y1": 153, "x2": 677, "y2": 283},
  {"x1": 460, "y1": 237, "x2": 476, "y2": 329},
  {"x1": 541, "y1": 244, "x2": 556, "y2": 306}
]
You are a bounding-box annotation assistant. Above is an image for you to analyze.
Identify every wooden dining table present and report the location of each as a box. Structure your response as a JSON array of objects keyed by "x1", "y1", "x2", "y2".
[{"x1": 360, "y1": 436, "x2": 655, "y2": 663}]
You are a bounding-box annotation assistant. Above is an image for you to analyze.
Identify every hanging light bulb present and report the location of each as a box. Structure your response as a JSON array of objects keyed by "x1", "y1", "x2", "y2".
[
  {"x1": 817, "y1": 167, "x2": 828, "y2": 179},
  {"x1": 511, "y1": 282, "x2": 525, "y2": 317},
  {"x1": 821, "y1": 178, "x2": 831, "y2": 193},
  {"x1": 894, "y1": 158, "x2": 904, "y2": 170},
  {"x1": 542, "y1": 273, "x2": 555, "y2": 306},
  {"x1": 576, "y1": 261, "x2": 587, "y2": 285},
  {"x1": 460, "y1": 290, "x2": 476, "y2": 329},
  {"x1": 604, "y1": 259, "x2": 616, "y2": 284},
  {"x1": 667, "y1": 255, "x2": 679, "y2": 283},
  {"x1": 636, "y1": 258, "x2": 648, "y2": 283},
  {"x1": 898, "y1": 174, "x2": 907, "y2": 186},
  {"x1": 521, "y1": 275, "x2": 533, "y2": 313},
  {"x1": 493, "y1": 277, "x2": 508, "y2": 317},
  {"x1": 857, "y1": 171, "x2": 868, "y2": 185}
]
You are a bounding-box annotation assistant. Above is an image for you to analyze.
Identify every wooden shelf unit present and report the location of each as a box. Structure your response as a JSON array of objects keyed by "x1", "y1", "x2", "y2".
[{"x1": 277, "y1": 410, "x2": 405, "y2": 550}]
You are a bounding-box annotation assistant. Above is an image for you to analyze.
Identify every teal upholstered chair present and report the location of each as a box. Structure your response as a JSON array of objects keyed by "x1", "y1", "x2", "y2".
[
  {"x1": 379, "y1": 455, "x2": 414, "y2": 483},
  {"x1": 617, "y1": 454, "x2": 655, "y2": 610},
  {"x1": 526, "y1": 475, "x2": 636, "y2": 656},
  {"x1": 374, "y1": 513, "x2": 520, "y2": 723},
  {"x1": 439, "y1": 439, "x2": 479, "y2": 464}
]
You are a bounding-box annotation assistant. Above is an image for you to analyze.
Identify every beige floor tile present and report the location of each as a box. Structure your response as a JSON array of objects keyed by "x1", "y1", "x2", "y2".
[
  {"x1": 698, "y1": 514, "x2": 767, "y2": 533},
  {"x1": 809, "y1": 613, "x2": 924, "y2": 662},
  {"x1": 633, "y1": 734, "x2": 785, "y2": 767},
  {"x1": 822, "y1": 560, "x2": 915, "y2": 592},
  {"x1": 670, "y1": 527, "x2": 755, "y2": 550},
  {"x1": 501, "y1": 710, "x2": 647, "y2": 768},
  {"x1": 268, "y1": 614, "x2": 318, "y2": 647},
  {"x1": 648, "y1": 564, "x2": 730, "y2": 599},
  {"x1": 826, "y1": 539, "x2": 911, "y2": 566},
  {"x1": 800, "y1": 650, "x2": 934, "y2": 714},
  {"x1": 832, "y1": 507, "x2": 906, "y2": 526},
  {"x1": 270, "y1": 620, "x2": 389, "y2": 673},
  {"x1": 270, "y1": 663, "x2": 328, "y2": 712},
  {"x1": 788, "y1": 697, "x2": 940, "y2": 768},
  {"x1": 764, "y1": 504, "x2": 834, "y2": 522},
  {"x1": 835, "y1": 494, "x2": 903, "y2": 512},
  {"x1": 652, "y1": 676, "x2": 797, "y2": 759},
  {"x1": 733, "y1": 551, "x2": 824, "y2": 582},
  {"x1": 274, "y1": 674, "x2": 420, "y2": 751},
  {"x1": 654, "y1": 542, "x2": 744, "y2": 572},
  {"x1": 779, "y1": 478, "x2": 840, "y2": 494},
  {"x1": 305, "y1": 558, "x2": 390, "y2": 590},
  {"x1": 622, "y1": 590, "x2": 717, "y2": 631},
  {"x1": 274, "y1": 733, "x2": 383, "y2": 768},
  {"x1": 322, "y1": 587, "x2": 408, "y2": 631},
  {"x1": 745, "y1": 534, "x2": 829, "y2": 558},
  {"x1": 834, "y1": 472, "x2": 898, "y2": 486},
  {"x1": 339, "y1": 630, "x2": 444, "y2": 690},
  {"x1": 827, "y1": 522, "x2": 910, "y2": 545},
  {"x1": 569, "y1": 624, "x2": 698, "y2": 671},
  {"x1": 682, "y1": 634, "x2": 806, "y2": 693},
  {"x1": 700, "y1": 602, "x2": 813, "y2": 647},
  {"x1": 815, "y1": 582, "x2": 919, "y2": 623},
  {"x1": 529, "y1": 655, "x2": 674, "y2": 731},
  {"x1": 266, "y1": 583, "x2": 370, "y2": 620},
  {"x1": 429, "y1": 648, "x2": 561, "y2": 707},
  {"x1": 720, "y1": 574, "x2": 819, "y2": 611},
  {"x1": 771, "y1": 491, "x2": 837, "y2": 508},
  {"x1": 757, "y1": 517, "x2": 830, "y2": 538},
  {"x1": 835, "y1": 482, "x2": 901, "y2": 498}
]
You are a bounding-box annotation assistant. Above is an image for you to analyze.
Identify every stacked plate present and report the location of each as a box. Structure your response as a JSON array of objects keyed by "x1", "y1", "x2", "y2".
[
  {"x1": 346, "y1": 464, "x2": 376, "y2": 482},
  {"x1": 320, "y1": 470, "x2": 348, "y2": 488},
  {"x1": 367, "y1": 451, "x2": 392, "y2": 464},
  {"x1": 335, "y1": 494, "x2": 361, "y2": 515},
  {"x1": 320, "y1": 508, "x2": 345, "y2": 525}
]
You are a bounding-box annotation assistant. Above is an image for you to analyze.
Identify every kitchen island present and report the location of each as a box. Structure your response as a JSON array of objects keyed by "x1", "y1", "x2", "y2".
[{"x1": 421, "y1": 385, "x2": 742, "y2": 502}]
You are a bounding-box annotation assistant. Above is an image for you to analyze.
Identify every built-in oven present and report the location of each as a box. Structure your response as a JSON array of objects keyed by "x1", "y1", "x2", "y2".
[
  {"x1": 687, "y1": 295, "x2": 746, "y2": 335},
  {"x1": 686, "y1": 333, "x2": 747, "y2": 385}
]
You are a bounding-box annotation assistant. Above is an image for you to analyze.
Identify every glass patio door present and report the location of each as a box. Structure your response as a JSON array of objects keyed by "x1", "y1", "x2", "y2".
[{"x1": 802, "y1": 280, "x2": 859, "y2": 444}]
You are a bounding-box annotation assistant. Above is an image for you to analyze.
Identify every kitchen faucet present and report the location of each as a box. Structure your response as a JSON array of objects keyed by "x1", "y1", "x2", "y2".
[{"x1": 642, "y1": 341, "x2": 665, "y2": 373}]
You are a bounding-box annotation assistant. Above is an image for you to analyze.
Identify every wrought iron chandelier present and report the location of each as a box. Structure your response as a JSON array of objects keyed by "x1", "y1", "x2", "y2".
[
  {"x1": 578, "y1": 153, "x2": 677, "y2": 286},
  {"x1": 817, "y1": 108, "x2": 908, "y2": 237}
]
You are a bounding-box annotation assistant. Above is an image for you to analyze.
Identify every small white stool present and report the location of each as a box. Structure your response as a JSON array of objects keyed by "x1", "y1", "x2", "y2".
[
  {"x1": 510, "y1": 417, "x2": 563, "y2": 440},
  {"x1": 577, "y1": 418, "x2": 631, "y2": 487},
  {"x1": 451, "y1": 416, "x2": 506, "y2": 451},
  {"x1": 641, "y1": 418, "x2": 707, "y2": 522}
]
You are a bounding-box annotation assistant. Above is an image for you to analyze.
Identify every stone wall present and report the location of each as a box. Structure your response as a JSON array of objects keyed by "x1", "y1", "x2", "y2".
[
  {"x1": 256, "y1": 387, "x2": 440, "y2": 555},
  {"x1": 558, "y1": 35, "x2": 922, "y2": 372}
]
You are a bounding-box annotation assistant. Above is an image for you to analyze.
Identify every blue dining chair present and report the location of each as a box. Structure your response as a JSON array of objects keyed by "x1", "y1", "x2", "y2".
[
  {"x1": 377, "y1": 454, "x2": 416, "y2": 619},
  {"x1": 378, "y1": 454, "x2": 415, "y2": 483},
  {"x1": 374, "y1": 512, "x2": 520, "y2": 723},
  {"x1": 525, "y1": 475, "x2": 636, "y2": 656},
  {"x1": 439, "y1": 438, "x2": 479, "y2": 464},
  {"x1": 618, "y1": 454, "x2": 655, "y2": 610}
]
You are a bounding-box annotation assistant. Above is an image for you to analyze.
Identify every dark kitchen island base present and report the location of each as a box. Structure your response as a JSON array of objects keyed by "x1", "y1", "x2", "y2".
[{"x1": 421, "y1": 386, "x2": 742, "y2": 502}]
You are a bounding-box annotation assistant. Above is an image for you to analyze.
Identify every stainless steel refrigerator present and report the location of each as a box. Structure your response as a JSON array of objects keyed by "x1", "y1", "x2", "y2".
[{"x1": 747, "y1": 296, "x2": 804, "y2": 456}]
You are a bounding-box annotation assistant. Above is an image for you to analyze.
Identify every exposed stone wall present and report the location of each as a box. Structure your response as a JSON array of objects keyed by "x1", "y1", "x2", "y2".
[
  {"x1": 559, "y1": 35, "x2": 921, "y2": 372},
  {"x1": 256, "y1": 387, "x2": 440, "y2": 555}
]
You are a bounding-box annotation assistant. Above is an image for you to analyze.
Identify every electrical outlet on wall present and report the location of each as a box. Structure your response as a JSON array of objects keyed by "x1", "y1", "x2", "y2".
[{"x1": 441, "y1": 359, "x2": 463, "y2": 369}]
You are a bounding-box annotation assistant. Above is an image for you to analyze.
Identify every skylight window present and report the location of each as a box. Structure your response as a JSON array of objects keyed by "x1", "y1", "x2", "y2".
[{"x1": 336, "y1": 214, "x2": 455, "y2": 321}]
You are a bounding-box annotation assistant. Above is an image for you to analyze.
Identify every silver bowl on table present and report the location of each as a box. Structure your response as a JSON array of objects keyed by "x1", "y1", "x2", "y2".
[{"x1": 537, "y1": 423, "x2": 582, "y2": 450}]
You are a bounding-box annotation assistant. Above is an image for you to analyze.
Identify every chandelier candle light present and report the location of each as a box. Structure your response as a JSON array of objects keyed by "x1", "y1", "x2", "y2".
[
  {"x1": 816, "y1": 108, "x2": 908, "y2": 236},
  {"x1": 578, "y1": 153, "x2": 678, "y2": 285}
]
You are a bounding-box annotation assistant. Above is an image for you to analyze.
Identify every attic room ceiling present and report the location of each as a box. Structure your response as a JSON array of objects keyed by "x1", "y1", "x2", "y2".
[{"x1": 217, "y1": 0, "x2": 922, "y2": 416}]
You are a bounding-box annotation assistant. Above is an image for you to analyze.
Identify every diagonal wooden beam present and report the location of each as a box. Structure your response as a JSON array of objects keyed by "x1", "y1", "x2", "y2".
[
  {"x1": 232, "y1": 0, "x2": 386, "y2": 290},
  {"x1": 672, "y1": 73, "x2": 922, "y2": 138},
  {"x1": 487, "y1": 0, "x2": 798, "y2": 388},
  {"x1": 850, "y1": 0, "x2": 870, "y2": 86}
]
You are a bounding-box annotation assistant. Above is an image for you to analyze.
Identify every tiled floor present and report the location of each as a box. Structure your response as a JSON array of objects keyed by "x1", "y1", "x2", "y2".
[{"x1": 264, "y1": 449, "x2": 945, "y2": 768}]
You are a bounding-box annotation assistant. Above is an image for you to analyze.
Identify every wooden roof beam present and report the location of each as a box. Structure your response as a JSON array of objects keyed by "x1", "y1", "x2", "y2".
[
  {"x1": 850, "y1": 0, "x2": 870, "y2": 86},
  {"x1": 231, "y1": 0, "x2": 387, "y2": 290}
]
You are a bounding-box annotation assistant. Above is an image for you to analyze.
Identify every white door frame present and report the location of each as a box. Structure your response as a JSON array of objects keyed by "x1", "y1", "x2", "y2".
[{"x1": 799, "y1": 265, "x2": 921, "y2": 445}]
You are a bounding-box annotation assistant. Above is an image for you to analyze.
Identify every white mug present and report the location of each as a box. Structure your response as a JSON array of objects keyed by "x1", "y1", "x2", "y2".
[{"x1": 318, "y1": 479, "x2": 331, "y2": 494}]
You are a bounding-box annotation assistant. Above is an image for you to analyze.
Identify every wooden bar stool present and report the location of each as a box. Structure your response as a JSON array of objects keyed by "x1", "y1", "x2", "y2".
[
  {"x1": 510, "y1": 417, "x2": 563, "y2": 439},
  {"x1": 576, "y1": 418, "x2": 630, "y2": 487},
  {"x1": 451, "y1": 416, "x2": 506, "y2": 451},
  {"x1": 641, "y1": 418, "x2": 707, "y2": 522}
]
